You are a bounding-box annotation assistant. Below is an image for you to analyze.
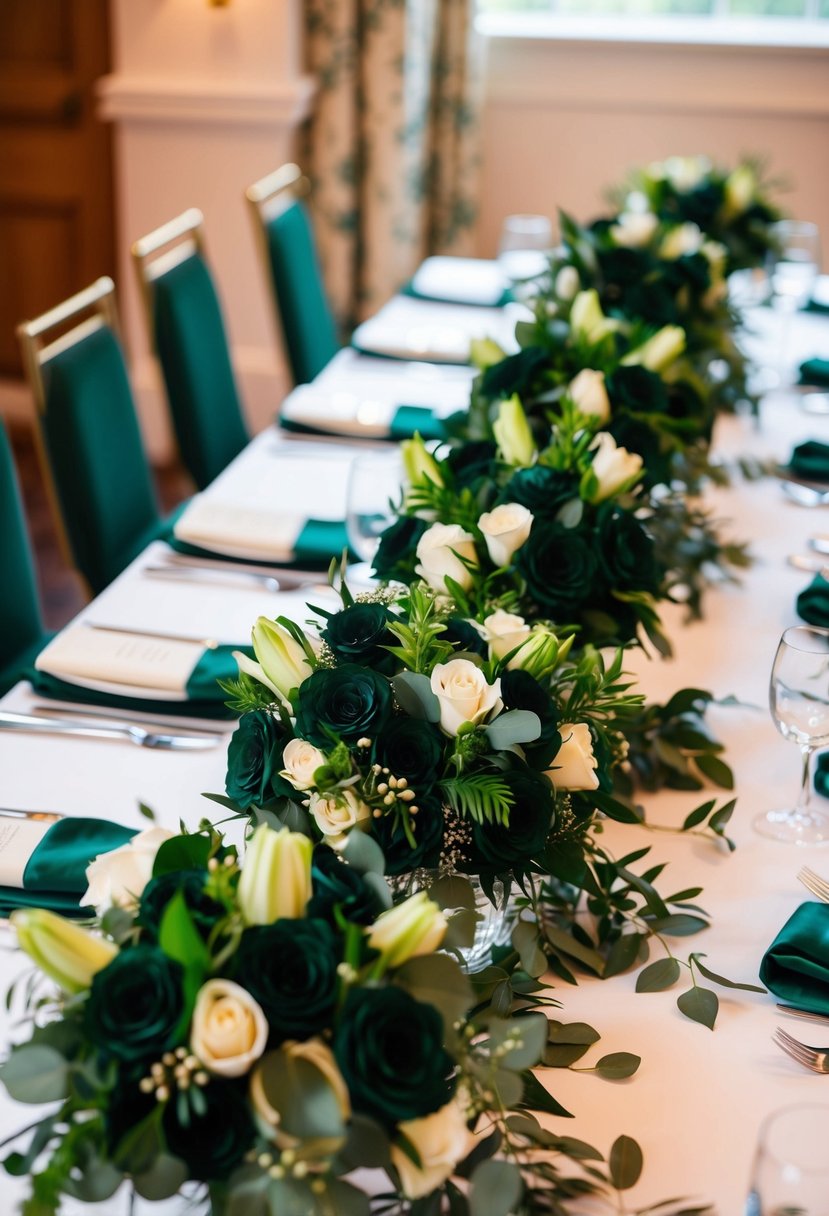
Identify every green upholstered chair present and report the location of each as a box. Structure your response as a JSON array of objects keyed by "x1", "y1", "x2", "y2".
[
  {"x1": 0, "y1": 420, "x2": 50, "y2": 694},
  {"x1": 133, "y1": 210, "x2": 248, "y2": 490},
  {"x1": 246, "y1": 164, "x2": 340, "y2": 386},
  {"x1": 17, "y1": 277, "x2": 161, "y2": 596}
]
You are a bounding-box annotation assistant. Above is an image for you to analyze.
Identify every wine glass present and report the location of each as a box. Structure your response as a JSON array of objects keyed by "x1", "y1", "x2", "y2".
[
  {"x1": 757, "y1": 625, "x2": 829, "y2": 845},
  {"x1": 745, "y1": 1103, "x2": 829, "y2": 1216},
  {"x1": 497, "y1": 214, "x2": 553, "y2": 298},
  {"x1": 766, "y1": 220, "x2": 820, "y2": 387},
  {"x1": 345, "y1": 450, "x2": 404, "y2": 585}
]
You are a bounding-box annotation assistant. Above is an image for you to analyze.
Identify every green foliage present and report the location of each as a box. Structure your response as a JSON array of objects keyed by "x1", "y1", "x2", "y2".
[
  {"x1": 440, "y1": 773, "x2": 514, "y2": 827},
  {"x1": 218, "y1": 672, "x2": 277, "y2": 714}
]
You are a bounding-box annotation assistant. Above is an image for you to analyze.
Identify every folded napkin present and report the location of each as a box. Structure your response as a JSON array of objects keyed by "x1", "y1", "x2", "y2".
[
  {"x1": 166, "y1": 505, "x2": 347, "y2": 566},
  {"x1": 815, "y1": 751, "x2": 829, "y2": 798},
  {"x1": 0, "y1": 817, "x2": 135, "y2": 919},
  {"x1": 404, "y1": 257, "x2": 511, "y2": 308},
  {"x1": 796, "y1": 574, "x2": 829, "y2": 627},
  {"x1": 799, "y1": 358, "x2": 829, "y2": 387},
  {"x1": 788, "y1": 439, "x2": 829, "y2": 484},
  {"x1": 279, "y1": 398, "x2": 447, "y2": 443},
  {"x1": 388, "y1": 406, "x2": 447, "y2": 442},
  {"x1": 759, "y1": 901, "x2": 829, "y2": 1014},
  {"x1": 30, "y1": 643, "x2": 252, "y2": 720}
]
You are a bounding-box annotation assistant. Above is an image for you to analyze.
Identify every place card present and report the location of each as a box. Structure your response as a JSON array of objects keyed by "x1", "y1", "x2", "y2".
[
  {"x1": 34, "y1": 626, "x2": 204, "y2": 693},
  {"x1": 0, "y1": 812, "x2": 61, "y2": 888}
]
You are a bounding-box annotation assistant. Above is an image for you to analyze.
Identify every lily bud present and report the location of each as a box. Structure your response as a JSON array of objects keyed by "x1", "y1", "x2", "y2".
[
  {"x1": 251, "y1": 618, "x2": 313, "y2": 704},
  {"x1": 723, "y1": 163, "x2": 756, "y2": 218},
  {"x1": 238, "y1": 825, "x2": 312, "y2": 924},
  {"x1": 569, "y1": 289, "x2": 619, "y2": 344},
  {"x1": 367, "y1": 890, "x2": 448, "y2": 969},
  {"x1": 492, "y1": 395, "x2": 536, "y2": 467},
  {"x1": 507, "y1": 626, "x2": 574, "y2": 678},
  {"x1": 470, "y1": 337, "x2": 507, "y2": 370},
  {"x1": 402, "y1": 434, "x2": 444, "y2": 494},
  {"x1": 12, "y1": 908, "x2": 118, "y2": 995},
  {"x1": 621, "y1": 325, "x2": 686, "y2": 373}
]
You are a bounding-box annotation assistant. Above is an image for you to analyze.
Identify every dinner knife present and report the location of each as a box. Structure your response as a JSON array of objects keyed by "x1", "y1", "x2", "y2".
[{"x1": 0, "y1": 712, "x2": 219, "y2": 751}]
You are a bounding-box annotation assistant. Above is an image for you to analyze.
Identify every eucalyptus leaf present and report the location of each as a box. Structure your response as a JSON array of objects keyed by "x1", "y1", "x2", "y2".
[
  {"x1": 132, "y1": 1154, "x2": 189, "y2": 1201},
  {"x1": 511, "y1": 921, "x2": 548, "y2": 978},
  {"x1": 485, "y1": 710, "x2": 542, "y2": 750},
  {"x1": 64, "y1": 1158, "x2": 123, "y2": 1203},
  {"x1": 258, "y1": 1050, "x2": 346, "y2": 1143},
  {"x1": 543, "y1": 1043, "x2": 591, "y2": 1068},
  {"x1": 0, "y1": 1046, "x2": 68, "y2": 1104},
  {"x1": 593, "y1": 1052, "x2": 641, "y2": 1080},
  {"x1": 690, "y1": 954, "x2": 766, "y2": 994},
  {"x1": 342, "y1": 829, "x2": 386, "y2": 877},
  {"x1": 395, "y1": 953, "x2": 474, "y2": 1036},
  {"x1": 635, "y1": 958, "x2": 681, "y2": 993},
  {"x1": 392, "y1": 671, "x2": 441, "y2": 722},
  {"x1": 677, "y1": 985, "x2": 718, "y2": 1030},
  {"x1": 546, "y1": 1020, "x2": 601, "y2": 1046},
  {"x1": 469, "y1": 1159, "x2": 523, "y2": 1216},
  {"x1": 489, "y1": 1013, "x2": 548, "y2": 1071},
  {"x1": 520, "y1": 1070, "x2": 573, "y2": 1118},
  {"x1": 647, "y1": 914, "x2": 708, "y2": 937},
  {"x1": 609, "y1": 1135, "x2": 643, "y2": 1191}
]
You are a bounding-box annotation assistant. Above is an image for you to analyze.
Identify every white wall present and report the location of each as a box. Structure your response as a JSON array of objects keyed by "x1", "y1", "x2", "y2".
[
  {"x1": 477, "y1": 34, "x2": 829, "y2": 257},
  {"x1": 98, "y1": 0, "x2": 314, "y2": 462}
]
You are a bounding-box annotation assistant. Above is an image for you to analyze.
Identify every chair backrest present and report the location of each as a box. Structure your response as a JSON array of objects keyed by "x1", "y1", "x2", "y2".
[
  {"x1": 17, "y1": 278, "x2": 160, "y2": 595},
  {"x1": 0, "y1": 419, "x2": 44, "y2": 673},
  {"x1": 246, "y1": 164, "x2": 340, "y2": 386},
  {"x1": 133, "y1": 209, "x2": 248, "y2": 491}
]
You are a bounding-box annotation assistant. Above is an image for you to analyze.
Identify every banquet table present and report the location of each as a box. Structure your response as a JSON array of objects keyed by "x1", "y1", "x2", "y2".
[{"x1": 2, "y1": 291, "x2": 829, "y2": 1213}]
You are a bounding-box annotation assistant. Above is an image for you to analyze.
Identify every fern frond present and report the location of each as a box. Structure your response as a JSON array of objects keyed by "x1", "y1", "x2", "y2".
[{"x1": 440, "y1": 774, "x2": 514, "y2": 827}]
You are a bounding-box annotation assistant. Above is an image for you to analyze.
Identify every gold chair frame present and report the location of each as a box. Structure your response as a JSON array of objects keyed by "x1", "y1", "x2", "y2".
[
  {"x1": 131, "y1": 207, "x2": 206, "y2": 355},
  {"x1": 16, "y1": 277, "x2": 123, "y2": 596},
  {"x1": 244, "y1": 163, "x2": 310, "y2": 352}
]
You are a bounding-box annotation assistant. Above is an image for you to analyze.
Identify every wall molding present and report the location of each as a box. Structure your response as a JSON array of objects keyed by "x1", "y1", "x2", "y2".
[
  {"x1": 485, "y1": 39, "x2": 829, "y2": 118},
  {"x1": 97, "y1": 74, "x2": 316, "y2": 129}
]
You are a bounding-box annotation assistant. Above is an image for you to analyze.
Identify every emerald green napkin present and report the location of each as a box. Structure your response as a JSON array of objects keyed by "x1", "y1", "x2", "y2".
[
  {"x1": 28, "y1": 644, "x2": 252, "y2": 720},
  {"x1": 799, "y1": 358, "x2": 829, "y2": 387},
  {"x1": 805, "y1": 298, "x2": 829, "y2": 316},
  {"x1": 789, "y1": 440, "x2": 829, "y2": 483},
  {"x1": 815, "y1": 752, "x2": 829, "y2": 798},
  {"x1": 0, "y1": 818, "x2": 136, "y2": 919},
  {"x1": 389, "y1": 407, "x2": 447, "y2": 442},
  {"x1": 796, "y1": 574, "x2": 829, "y2": 628},
  {"x1": 401, "y1": 278, "x2": 513, "y2": 308},
  {"x1": 163, "y1": 519, "x2": 351, "y2": 570},
  {"x1": 759, "y1": 901, "x2": 829, "y2": 1014}
]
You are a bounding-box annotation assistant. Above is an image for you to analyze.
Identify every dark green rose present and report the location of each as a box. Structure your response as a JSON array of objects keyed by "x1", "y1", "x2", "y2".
[
  {"x1": 480, "y1": 345, "x2": 548, "y2": 401},
  {"x1": 321, "y1": 603, "x2": 398, "y2": 674},
  {"x1": 501, "y1": 466, "x2": 580, "y2": 522},
  {"x1": 677, "y1": 181, "x2": 721, "y2": 229},
  {"x1": 664, "y1": 252, "x2": 711, "y2": 300},
  {"x1": 516, "y1": 524, "x2": 598, "y2": 619},
  {"x1": 606, "y1": 365, "x2": 669, "y2": 417},
  {"x1": 596, "y1": 505, "x2": 662, "y2": 594},
  {"x1": 295, "y1": 664, "x2": 392, "y2": 748},
  {"x1": 371, "y1": 717, "x2": 443, "y2": 795},
  {"x1": 442, "y1": 616, "x2": 488, "y2": 657},
  {"x1": 85, "y1": 945, "x2": 184, "y2": 1064},
  {"x1": 500, "y1": 669, "x2": 561, "y2": 770},
  {"x1": 164, "y1": 1080, "x2": 254, "y2": 1181},
  {"x1": 373, "y1": 516, "x2": 428, "y2": 583},
  {"x1": 225, "y1": 710, "x2": 286, "y2": 809},
  {"x1": 334, "y1": 987, "x2": 456, "y2": 1127},
  {"x1": 596, "y1": 245, "x2": 654, "y2": 291},
  {"x1": 233, "y1": 919, "x2": 339, "y2": 1042},
  {"x1": 444, "y1": 440, "x2": 498, "y2": 491},
  {"x1": 469, "y1": 767, "x2": 555, "y2": 869},
  {"x1": 136, "y1": 869, "x2": 224, "y2": 943},
  {"x1": 373, "y1": 792, "x2": 444, "y2": 876},
  {"x1": 308, "y1": 845, "x2": 386, "y2": 926}
]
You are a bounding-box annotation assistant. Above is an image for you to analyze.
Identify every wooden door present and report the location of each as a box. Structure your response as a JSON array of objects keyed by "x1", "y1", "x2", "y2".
[{"x1": 0, "y1": 0, "x2": 114, "y2": 378}]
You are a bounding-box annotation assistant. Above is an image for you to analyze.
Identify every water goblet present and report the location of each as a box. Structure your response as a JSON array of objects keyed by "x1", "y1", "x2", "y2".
[
  {"x1": 767, "y1": 220, "x2": 820, "y2": 387},
  {"x1": 497, "y1": 214, "x2": 553, "y2": 298},
  {"x1": 745, "y1": 1103, "x2": 829, "y2": 1216},
  {"x1": 345, "y1": 449, "x2": 404, "y2": 585},
  {"x1": 755, "y1": 625, "x2": 829, "y2": 844}
]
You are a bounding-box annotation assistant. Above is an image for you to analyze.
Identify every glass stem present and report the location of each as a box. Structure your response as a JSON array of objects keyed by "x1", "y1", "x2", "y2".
[{"x1": 796, "y1": 745, "x2": 814, "y2": 820}]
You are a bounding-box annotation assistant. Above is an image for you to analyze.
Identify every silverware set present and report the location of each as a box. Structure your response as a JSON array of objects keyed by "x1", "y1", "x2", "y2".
[
  {"x1": 0, "y1": 710, "x2": 223, "y2": 751},
  {"x1": 787, "y1": 534, "x2": 829, "y2": 571},
  {"x1": 145, "y1": 549, "x2": 328, "y2": 595}
]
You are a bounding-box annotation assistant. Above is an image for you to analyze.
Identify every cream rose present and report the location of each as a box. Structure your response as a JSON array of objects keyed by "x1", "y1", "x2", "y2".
[
  {"x1": 481, "y1": 609, "x2": 532, "y2": 662},
  {"x1": 587, "y1": 433, "x2": 643, "y2": 503},
  {"x1": 281, "y1": 738, "x2": 326, "y2": 791},
  {"x1": 430, "y1": 659, "x2": 502, "y2": 737},
  {"x1": 477, "y1": 502, "x2": 533, "y2": 568},
  {"x1": 310, "y1": 788, "x2": 372, "y2": 849},
  {"x1": 610, "y1": 211, "x2": 658, "y2": 249},
  {"x1": 568, "y1": 368, "x2": 611, "y2": 424},
  {"x1": 415, "y1": 523, "x2": 478, "y2": 593},
  {"x1": 190, "y1": 979, "x2": 268, "y2": 1078},
  {"x1": 549, "y1": 723, "x2": 599, "y2": 790},
  {"x1": 82, "y1": 826, "x2": 174, "y2": 916},
  {"x1": 659, "y1": 222, "x2": 703, "y2": 261},
  {"x1": 391, "y1": 1099, "x2": 475, "y2": 1199}
]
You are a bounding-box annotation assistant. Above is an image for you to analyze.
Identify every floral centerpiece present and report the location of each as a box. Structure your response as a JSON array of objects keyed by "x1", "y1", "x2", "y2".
[{"x1": 0, "y1": 822, "x2": 669, "y2": 1215}]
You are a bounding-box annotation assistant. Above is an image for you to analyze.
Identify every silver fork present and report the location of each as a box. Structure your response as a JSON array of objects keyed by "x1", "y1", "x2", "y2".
[
  {"x1": 773, "y1": 1026, "x2": 829, "y2": 1073},
  {"x1": 798, "y1": 866, "x2": 829, "y2": 903}
]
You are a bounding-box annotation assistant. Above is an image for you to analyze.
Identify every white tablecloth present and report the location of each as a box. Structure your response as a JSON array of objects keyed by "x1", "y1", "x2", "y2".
[{"x1": 3, "y1": 300, "x2": 829, "y2": 1212}]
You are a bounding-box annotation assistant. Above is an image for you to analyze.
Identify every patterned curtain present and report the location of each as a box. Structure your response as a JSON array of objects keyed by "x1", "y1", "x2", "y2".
[{"x1": 303, "y1": 0, "x2": 484, "y2": 331}]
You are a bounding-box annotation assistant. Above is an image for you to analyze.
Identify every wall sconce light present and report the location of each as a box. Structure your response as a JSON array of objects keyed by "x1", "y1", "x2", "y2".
[{"x1": 208, "y1": 0, "x2": 231, "y2": 7}]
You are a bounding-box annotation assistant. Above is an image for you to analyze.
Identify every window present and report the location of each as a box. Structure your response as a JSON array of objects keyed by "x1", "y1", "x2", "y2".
[{"x1": 477, "y1": 0, "x2": 829, "y2": 28}]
